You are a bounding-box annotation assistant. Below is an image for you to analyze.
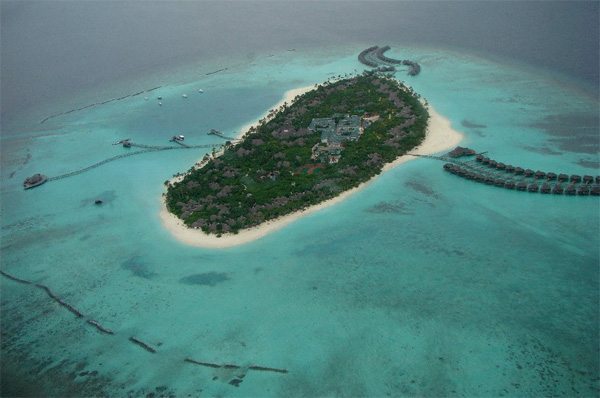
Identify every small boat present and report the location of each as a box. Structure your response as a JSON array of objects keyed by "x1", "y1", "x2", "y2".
[
  {"x1": 23, "y1": 174, "x2": 47, "y2": 190},
  {"x1": 182, "y1": 94, "x2": 188, "y2": 98},
  {"x1": 94, "y1": 199, "x2": 103, "y2": 205},
  {"x1": 198, "y1": 89, "x2": 204, "y2": 93},
  {"x1": 158, "y1": 102, "x2": 162, "y2": 106}
]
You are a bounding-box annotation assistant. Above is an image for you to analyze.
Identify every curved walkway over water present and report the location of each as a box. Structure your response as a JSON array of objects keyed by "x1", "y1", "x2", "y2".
[{"x1": 45, "y1": 141, "x2": 231, "y2": 183}]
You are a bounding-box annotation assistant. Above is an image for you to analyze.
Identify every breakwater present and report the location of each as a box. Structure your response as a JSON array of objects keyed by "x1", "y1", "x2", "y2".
[
  {"x1": 206, "y1": 68, "x2": 228, "y2": 76},
  {"x1": 184, "y1": 358, "x2": 288, "y2": 374},
  {"x1": 1, "y1": 269, "x2": 289, "y2": 387},
  {"x1": 129, "y1": 336, "x2": 157, "y2": 353},
  {"x1": 437, "y1": 150, "x2": 600, "y2": 196},
  {"x1": 358, "y1": 45, "x2": 421, "y2": 76},
  {"x1": 40, "y1": 86, "x2": 162, "y2": 124}
]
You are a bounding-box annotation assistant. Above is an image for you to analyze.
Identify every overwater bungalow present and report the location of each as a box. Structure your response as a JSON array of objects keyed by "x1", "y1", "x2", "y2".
[
  {"x1": 583, "y1": 175, "x2": 593, "y2": 184},
  {"x1": 457, "y1": 168, "x2": 469, "y2": 177},
  {"x1": 505, "y1": 165, "x2": 515, "y2": 173},
  {"x1": 540, "y1": 183, "x2": 551, "y2": 194},
  {"x1": 565, "y1": 184, "x2": 577, "y2": 195},
  {"x1": 488, "y1": 160, "x2": 498, "y2": 168},
  {"x1": 546, "y1": 172, "x2": 557, "y2": 180},
  {"x1": 524, "y1": 169, "x2": 534, "y2": 177},
  {"x1": 484, "y1": 177, "x2": 495, "y2": 185},
  {"x1": 447, "y1": 146, "x2": 476, "y2": 158},
  {"x1": 534, "y1": 170, "x2": 546, "y2": 179},
  {"x1": 504, "y1": 180, "x2": 515, "y2": 189},
  {"x1": 577, "y1": 186, "x2": 590, "y2": 196},
  {"x1": 482, "y1": 157, "x2": 490, "y2": 164},
  {"x1": 514, "y1": 167, "x2": 524, "y2": 175},
  {"x1": 474, "y1": 174, "x2": 485, "y2": 182},
  {"x1": 527, "y1": 183, "x2": 539, "y2": 193},
  {"x1": 596, "y1": 176, "x2": 600, "y2": 184},
  {"x1": 570, "y1": 174, "x2": 582, "y2": 183},
  {"x1": 552, "y1": 184, "x2": 564, "y2": 194},
  {"x1": 496, "y1": 162, "x2": 506, "y2": 170},
  {"x1": 476, "y1": 154, "x2": 484, "y2": 162},
  {"x1": 558, "y1": 173, "x2": 569, "y2": 182},
  {"x1": 516, "y1": 181, "x2": 528, "y2": 191},
  {"x1": 591, "y1": 186, "x2": 600, "y2": 196}
]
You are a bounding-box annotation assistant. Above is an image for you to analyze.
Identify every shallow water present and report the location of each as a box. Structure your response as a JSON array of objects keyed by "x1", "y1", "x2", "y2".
[{"x1": 1, "y1": 44, "x2": 598, "y2": 396}]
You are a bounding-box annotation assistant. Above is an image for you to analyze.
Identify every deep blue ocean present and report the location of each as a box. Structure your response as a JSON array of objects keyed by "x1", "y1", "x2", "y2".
[{"x1": 1, "y1": 2, "x2": 598, "y2": 397}]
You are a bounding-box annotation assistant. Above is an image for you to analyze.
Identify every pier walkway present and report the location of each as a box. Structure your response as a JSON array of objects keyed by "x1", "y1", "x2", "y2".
[
  {"x1": 44, "y1": 141, "x2": 231, "y2": 183},
  {"x1": 413, "y1": 148, "x2": 600, "y2": 197}
]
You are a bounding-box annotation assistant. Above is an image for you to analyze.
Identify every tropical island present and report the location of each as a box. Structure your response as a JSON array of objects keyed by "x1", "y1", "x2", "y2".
[{"x1": 164, "y1": 73, "x2": 430, "y2": 237}]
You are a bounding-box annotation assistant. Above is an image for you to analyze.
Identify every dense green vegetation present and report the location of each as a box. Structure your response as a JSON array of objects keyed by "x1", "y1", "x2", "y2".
[{"x1": 166, "y1": 73, "x2": 429, "y2": 235}]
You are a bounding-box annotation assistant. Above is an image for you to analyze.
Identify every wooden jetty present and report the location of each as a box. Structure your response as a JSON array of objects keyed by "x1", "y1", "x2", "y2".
[{"x1": 441, "y1": 147, "x2": 600, "y2": 197}]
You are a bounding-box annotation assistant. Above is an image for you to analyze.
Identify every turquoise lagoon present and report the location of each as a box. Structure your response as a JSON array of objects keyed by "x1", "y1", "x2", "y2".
[{"x1": 1, "y1": 45, "x2": 598, "y2": 396}]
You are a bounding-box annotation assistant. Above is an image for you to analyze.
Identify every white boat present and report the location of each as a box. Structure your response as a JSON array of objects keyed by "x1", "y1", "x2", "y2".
[
  {"x1": 198, "y1": 89, "x2": 204, "y2": 93},
  {"x1": 182, "y1": 94, "x2": 188, "y2": 98},
  {"x1": 158, "y1": 102, "x2": 162, "y2": 106}
]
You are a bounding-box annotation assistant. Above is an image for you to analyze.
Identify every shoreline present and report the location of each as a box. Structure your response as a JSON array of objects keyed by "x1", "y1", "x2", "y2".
[{"x1": 159, "y1": 87, "x2": 464, "y2": 249}]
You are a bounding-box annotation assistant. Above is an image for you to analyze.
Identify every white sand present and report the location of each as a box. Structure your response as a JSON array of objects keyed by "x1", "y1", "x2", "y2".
[{"x1": 159, "y1": 87, "x2": 464, "y2": 249}]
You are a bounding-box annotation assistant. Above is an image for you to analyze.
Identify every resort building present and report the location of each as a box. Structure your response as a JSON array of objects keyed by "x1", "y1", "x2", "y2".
[{"x1": 309, "y1": 114, "x2": 364, "y2": 164}]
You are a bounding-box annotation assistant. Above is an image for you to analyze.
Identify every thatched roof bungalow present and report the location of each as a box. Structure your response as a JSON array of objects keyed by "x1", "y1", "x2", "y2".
[
  {"x1": 558, "y1": 173, "x2": 569, "y2": 182},
  {"x1": 504, "y1": 180, "x2": 515, "y2": 189},
  {"x1": 540, "y1": 183, "x2": 551, "y2": 194},
  {"x1": 527, "y1": 183, "x2": 539, "y2": 193},
  {"x1": 516, "y1": 181, "x2": 528, "y2": 191},
  {"x1": 505, "y1": 165, "x2": 515, "y2": 173},
  {"x1": 514, "y1": 167, "x2": 524, "y2": 175},
  {"x1": 524, "y1": 169, "x2": 534, "y2": 177},
  {"x1": 546, "y1": 172, "x2": 557, "y2": 180},
  {"x1": 577, "y1": 186, "x2": 590, "y2": 196},
  {"x1": 583, "y1": 175, "x2": 593, "y2": 184},
  {"x1": 534, "y1": 171, "x2": 546, "y2": 179},
  {"x1": 570, "y1": 175, "x2": 582, "y2": 183},
  {"x1": 565, "y1": 184, "x2": 577, "y2": 195},
  {"x1": 552, "y1": 184, "x2": 564, "y2": 194}
]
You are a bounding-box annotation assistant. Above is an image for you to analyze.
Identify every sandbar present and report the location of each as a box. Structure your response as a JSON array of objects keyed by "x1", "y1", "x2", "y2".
[{"x1": 159, "y1": 86, "x2": 464, "y2": 249}]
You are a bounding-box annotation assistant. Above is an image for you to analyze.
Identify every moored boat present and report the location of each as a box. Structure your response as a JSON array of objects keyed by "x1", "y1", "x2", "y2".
[{"x1": 23, "y1": 174, "x2": 47, "y2": 190}]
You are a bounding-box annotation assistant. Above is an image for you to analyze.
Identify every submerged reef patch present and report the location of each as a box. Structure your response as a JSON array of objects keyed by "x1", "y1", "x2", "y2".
[
  {"x1": 461, "y1": 119, "x2": 487, "y2": 129},
  {"x1": 530, "y1": 113, "x2": 599, "y2": 154},
  {"x1": 179, "y1": 272, "x2": 230, "y2": 286},
  {"x1": 121, "y1": 256, "x2": 157, "y2": 279}
]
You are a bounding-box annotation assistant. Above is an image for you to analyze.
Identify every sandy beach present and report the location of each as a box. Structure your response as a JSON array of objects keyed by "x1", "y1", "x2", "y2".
[{"x1": 159, "y1": 86, "x2": 464, "y2": 249}]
